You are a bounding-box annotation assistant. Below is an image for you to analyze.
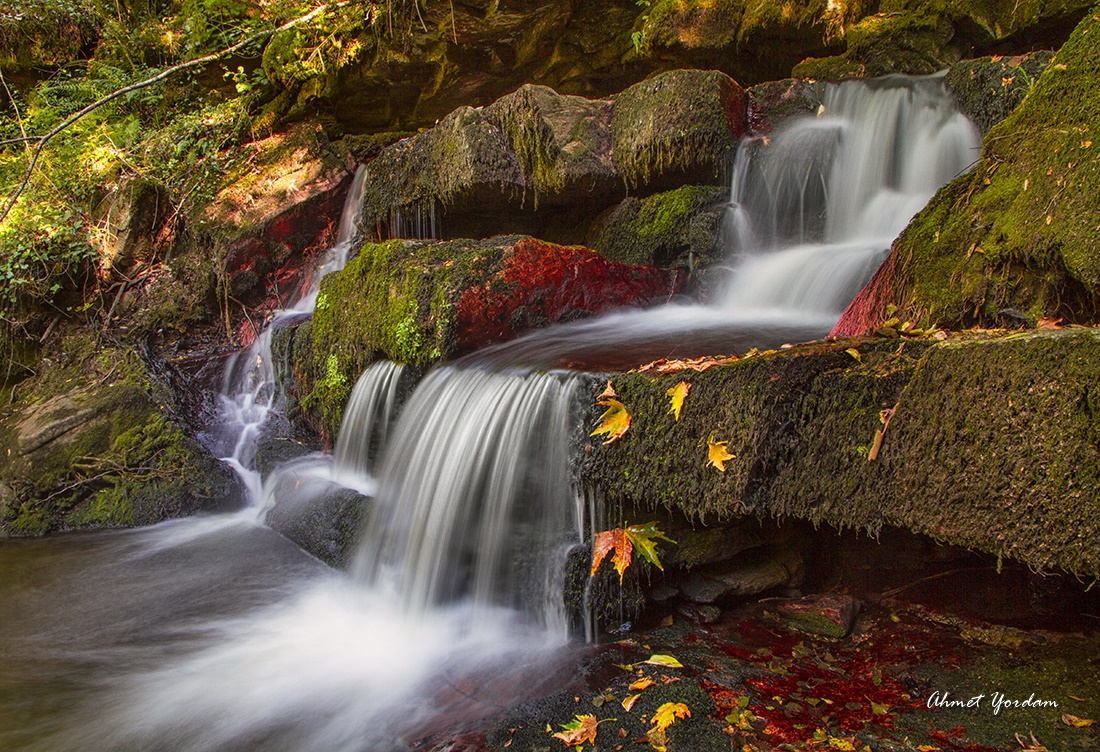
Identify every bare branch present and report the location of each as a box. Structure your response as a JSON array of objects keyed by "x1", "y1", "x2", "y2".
[{"x1": 0, "y1": 3, "x2": 333, "y2": 227}]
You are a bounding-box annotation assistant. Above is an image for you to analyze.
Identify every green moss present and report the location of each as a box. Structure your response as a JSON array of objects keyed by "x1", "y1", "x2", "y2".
[
  {"x1": 888, "y1": 8, "x2": 1100, "y2": 328},
  {"x1": 590, "y1": 185, "x2": 727, "y2": 267},
  {"x1": 303, "y1": 237, "x2": 513, "y2": 432},
  {"x1": 584, "y1": 329, "x2": 1100, "y2": 577}
]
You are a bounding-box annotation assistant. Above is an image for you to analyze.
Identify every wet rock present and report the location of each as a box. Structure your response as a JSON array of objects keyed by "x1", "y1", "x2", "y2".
[
  {"x1": 680, "y1": 545, "x2": 804, "y2": 604},
  {"x1": 748, "y1": 78, "x2": 824, "y2": 134},
  {"x1": 264, "y1": 479, "x2": 368, "y2": 569},
  {"x1": 677, "y1": 602, "x2": 722, "y2": 624},
  {"x1": 945, "y1": 51, "x2": 1054, "y2": 136},
  {"x1": 254, "y1": 438, "x2": 314, "y2": 481},
  {"x1": 664, "y1": 518, "x2": 790, "y2": 569},
  {"x1": 777, "y1": 593, "x2": 859, "y2": 638}
]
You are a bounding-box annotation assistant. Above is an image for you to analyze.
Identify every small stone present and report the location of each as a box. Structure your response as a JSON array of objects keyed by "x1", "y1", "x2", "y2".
[
  {"x1": 777, "y1": 594, "x2": 859, "y2": 638},
  {"x1": 677, "y1": 603, "x2": 721, "y2": 625}
]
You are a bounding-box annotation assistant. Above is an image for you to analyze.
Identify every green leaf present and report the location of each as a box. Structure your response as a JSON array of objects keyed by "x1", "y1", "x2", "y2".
[{"x1": 625, "y1": 521, "x2": 675, "y2": 571}]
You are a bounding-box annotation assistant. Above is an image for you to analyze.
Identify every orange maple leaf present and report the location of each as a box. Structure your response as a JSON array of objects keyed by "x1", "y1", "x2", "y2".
[
  {"x1": 666, "y1": 381, "x2": 691, "y2": 421},
  {"x1": 591, "y1": 528, "x2": 632, "y2": 581},
  {"x1": 706, "y1": 435, "x2": 735, "y2": 472}
]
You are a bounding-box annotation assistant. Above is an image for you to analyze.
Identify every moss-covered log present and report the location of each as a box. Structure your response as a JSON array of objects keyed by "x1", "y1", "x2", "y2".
[{"x1": 583, "y1": 328, "x2": 1100, "y2": 577}]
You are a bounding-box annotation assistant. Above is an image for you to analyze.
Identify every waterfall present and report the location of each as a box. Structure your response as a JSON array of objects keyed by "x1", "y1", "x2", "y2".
[
  {"x1": 202, "y1": 165, "x2": 370, "y2": 502},
  {"x1": 332, "y1": 360, "x2": 406, "y2": 483},
  {"x1": 351, "y1": 366, "x2": 585, "y2": 636},
  {"x1": 723, "y1": 74, "x2": 980, "y2": 316}
]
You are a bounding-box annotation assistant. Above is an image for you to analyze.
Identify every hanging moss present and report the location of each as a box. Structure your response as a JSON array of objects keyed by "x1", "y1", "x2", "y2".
[{"x1": 584, "y1": 329, "x2": 1100, "y2": 577}]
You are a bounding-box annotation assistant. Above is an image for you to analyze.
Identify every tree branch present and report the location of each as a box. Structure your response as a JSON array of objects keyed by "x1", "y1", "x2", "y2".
[{"x1": 0, "y1": 3, "x2": 332, "y2": 228}]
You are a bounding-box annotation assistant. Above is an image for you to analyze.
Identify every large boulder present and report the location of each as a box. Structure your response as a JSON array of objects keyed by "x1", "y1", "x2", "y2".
[
  {"x1": 359, "y1": 71, "x2": 748, "y2": 249},
  {"x1": 583, "y1": 329, "x2": 1100, "y2": 578},
  {"x1": 833, "y1": 9, "x2": 1100, "y2": 335},
  {"x1": 0, "y1": 338, "x2": 243, "y2": 536},
  {"x1": 299, "y1": 235, "x2": 685, "y2": 432}
]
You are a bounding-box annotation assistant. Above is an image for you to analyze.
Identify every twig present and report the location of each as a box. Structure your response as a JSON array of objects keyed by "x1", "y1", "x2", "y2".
[
  {"x1": 0, "y1": 3, "x2": 335, "y2": 228},
  {"x1": 0, "y1": 68, "x2": 30, "y2": 152}
]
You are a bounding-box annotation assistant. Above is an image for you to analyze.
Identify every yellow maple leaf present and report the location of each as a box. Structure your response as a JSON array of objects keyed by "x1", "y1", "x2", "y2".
[
  {"x1": 591, "y1": 528, "x2": 632, "y2": 582},
  {"x1": 706, "y1": 435, "x2": 735, "y2": 472},
  {"x1": 665, "y1": 380, "x2": 691, "y2": 421},
  {"x1": 651, "y1": 702, "x2": 690, "y2": 733},
  {"x1": 591, "y1": 398, "x2": 630, "y2": 445},
  {"x1": 551, "y1": 713, "x2": 599, "y2": 748},
  {"x1": 622, "y1": 694, "x2": 641, "y2": 711}
]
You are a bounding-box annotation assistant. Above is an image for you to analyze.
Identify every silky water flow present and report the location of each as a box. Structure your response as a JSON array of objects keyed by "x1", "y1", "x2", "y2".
[{"x1": 0, "y1": 74, "x2": 979, "y2": 751}]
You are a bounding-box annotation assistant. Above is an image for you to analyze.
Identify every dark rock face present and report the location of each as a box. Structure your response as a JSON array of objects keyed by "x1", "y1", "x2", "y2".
[
  {"x1": 679, "y1": 545, "x2": 804, "y2": 603},
  {"x1": 945, "y1": 50, "x2": 1054, "y2": 135},
  {"x1": 264, "y1": 476, "x2": 367, "y2": 570},
  {"x1": 747, "y1": 78, "x2": 824, "y2": 134}
]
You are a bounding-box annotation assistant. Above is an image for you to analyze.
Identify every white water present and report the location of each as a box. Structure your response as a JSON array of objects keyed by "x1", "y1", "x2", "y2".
[
  {"x1": 723, "y1": 75, "x2": 979, "y2": 316},
  {"x1": 203, "y1": 165, "x2": 370, "y2": 506}
]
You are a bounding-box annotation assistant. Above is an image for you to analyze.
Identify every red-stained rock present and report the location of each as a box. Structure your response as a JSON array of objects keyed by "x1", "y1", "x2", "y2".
[
  {"x1": 831, "y1": 250, "x2": 899, "y2": 337},
  {"x1": 455, "y1": 238, "x2": 684, "y2": 352},
  {"x1": 777, "y1": 593, "x2": 859, "y2": 638}
]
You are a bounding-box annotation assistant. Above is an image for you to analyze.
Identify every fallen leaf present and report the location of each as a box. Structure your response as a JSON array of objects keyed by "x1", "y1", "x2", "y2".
[
  {"x1": 646, "y1": 726, "x2": 669, "y2": 752},
  {"x1": 707, "y1": 435, "x2": 735, "y2": 472},
  {"x1": 592, "y1": 398, "x2": 630, "y2": 445},
  {"x1": 651, "y1": 702, "x2": 690, "y2": 733},
  {"x1": 591, "y1": 528, "x2": 632, "y2": 582},
  {"x1": 1062, "y1": 714, "x2": 1095, "y2": 727},
  {"x1": 625, "y1": 521, "x2": 675, "y2": 571},
  {"x1": 598, "y1": 380, "x2": 617, "y2": 400},
  {"x1": 666, "y1": 381, "x2": 691, "y2": 421},
  {"x1": 1015, "y1": 732, "x2": 1049, "y2": 751},
  {"x1": 622, "y1": 694, "x2": 641, "y2": 711},
  {"x1": 845, "y1": 348, "x2": 862, "y2": 363},
  {"x1": 552, "y1": 714, "x2": 599, "y2": 747},
  {"x1": 916, "y1": 746, "x2": 940, "y2": 752},
  {"x1": 637, "y1": 355, "x2": 739, "y2": 374},
  {"x1": 871, "y1": 702, "x2": 890, "y2": 715},
  {"x1": 1037, "y1": 317, "x2": 1063, "y2": 330},
  {"x1": 630, "y1": 677, "x2": 656, "y2": 691},
  {"x1": 642, "y1": 654, "x2": 683, "y2": 668}
]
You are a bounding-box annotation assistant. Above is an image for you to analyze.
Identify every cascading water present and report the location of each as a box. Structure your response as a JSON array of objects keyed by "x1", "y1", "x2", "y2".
[
  {"x1": 2, "y1": 75, "x2": 985, "y2": 752},
  {"x1": 352, "y1": 366, "x2": 585, "y2": 636},
  {"x1": 723, "y1": 75, "x2": 979, "y2": 316},
  {"x1": 203, "y1": 165, "x2": 370, "y2": 503}
]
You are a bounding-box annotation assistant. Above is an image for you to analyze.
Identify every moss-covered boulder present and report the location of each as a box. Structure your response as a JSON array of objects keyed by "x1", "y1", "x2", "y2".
[
  {"x1": 611, "y1": 69, "x2": 748, "y2": 190},
  {"x1": 834, "y1": 9, "x2": 1100, "y2": 336},
  {"x1": 0, "y1": 338, "x2": 243, "y2": 536},
  {"x1": 583, "y1": 328, "x2": 1100, "y2": 578},
  {"x1": 793, "y1": 0, "x2": 1091, "y2": 80},
  {"x1": 587, "y1": 185, "x2": 729, "y2": 269},
  {"x1": 747, "y1": 77, "x2": 825, "y2": 133},
  {"x1": 359, "y1": 71, "x2": 746, "y2": 246},
  {"x1": 299, "y1": 235, "x2": 684, "y2": 432},
  {"x1": 945, "y1": 50, "x2": 1055, "y2": 135}
]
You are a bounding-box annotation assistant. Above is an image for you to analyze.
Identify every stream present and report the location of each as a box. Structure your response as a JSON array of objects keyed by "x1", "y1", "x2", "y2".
[{"x1": 0, "y1": 74, "x2": 980, "y2": 751}]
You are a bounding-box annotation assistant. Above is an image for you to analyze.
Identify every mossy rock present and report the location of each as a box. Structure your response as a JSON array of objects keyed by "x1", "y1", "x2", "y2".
[
  {"x1": 611, "y1": 69, "x2": 748, "y2": 191},
  {"x1": 835, "y1": 8, "x2": 1100, "y2": 334},
  {"x1": 301, "y1": 235, "x2": 682, "y2": 432},
  {"x1": 792, "y1": 0, "x2": 1093, "y2": 80},
  {"x1": 583, "y1": 329, "x2": 1100, "y2": 578},
  {"x1": 588, "y1": 185, "x2": 729, "y2": 268},
  {"x1": 0, "y1": 341, "x2": 243, "y2": 536}
]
